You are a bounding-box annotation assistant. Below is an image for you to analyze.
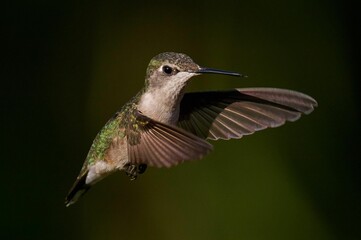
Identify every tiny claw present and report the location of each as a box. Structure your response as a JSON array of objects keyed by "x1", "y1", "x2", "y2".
[{"x1": 125, "y1": 164, "x2": 138, "y2": 180}]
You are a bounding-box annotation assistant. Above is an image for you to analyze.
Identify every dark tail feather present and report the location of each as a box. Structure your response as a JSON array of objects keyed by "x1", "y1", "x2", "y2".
[{"x1": 65, "y1": 172, "x2": 90, "y2": 207}]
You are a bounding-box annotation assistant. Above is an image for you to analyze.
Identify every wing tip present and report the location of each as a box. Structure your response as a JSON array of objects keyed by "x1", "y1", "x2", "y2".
[
  {"x1": 237, "y1": 87, "x2": 318, "y2": 115},
  {"x1": 304, "y1": 97, "x2": 318, "y2": 115}
]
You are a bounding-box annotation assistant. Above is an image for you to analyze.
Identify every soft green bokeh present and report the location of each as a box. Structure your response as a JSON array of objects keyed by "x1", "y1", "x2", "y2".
[{"x1": 2, "y1": 1, "x2": 360, "y2": 239}]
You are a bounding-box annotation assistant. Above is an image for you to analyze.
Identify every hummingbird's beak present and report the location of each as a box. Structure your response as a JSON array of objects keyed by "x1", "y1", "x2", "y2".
[{"x1": 195, "y1": 67, "x2": 246, "y2": 77}]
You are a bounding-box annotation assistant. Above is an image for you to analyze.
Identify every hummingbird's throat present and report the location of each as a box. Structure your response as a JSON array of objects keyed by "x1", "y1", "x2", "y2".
[{"x1": 138, "y1": 72, "x2": 195, "y2": 125}]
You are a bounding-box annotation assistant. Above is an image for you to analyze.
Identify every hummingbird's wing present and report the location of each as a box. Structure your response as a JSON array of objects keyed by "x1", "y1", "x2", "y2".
[
  {"x1": 178, "y1": 88, "x2": 317, "y2": 140},
  {"x1": 126, "y1": 111, "x2": 213, "y2": 168}
]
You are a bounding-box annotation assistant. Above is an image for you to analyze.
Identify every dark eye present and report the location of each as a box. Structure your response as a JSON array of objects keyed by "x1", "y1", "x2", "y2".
[{"x1": 162, "y1": 65, "x2": 173, "y2": 74}]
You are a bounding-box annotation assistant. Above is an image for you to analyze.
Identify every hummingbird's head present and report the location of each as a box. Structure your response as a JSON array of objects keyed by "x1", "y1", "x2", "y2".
[
  {"x1": 145, "y1": 52, "x2": 242, "y2": 89},
  {"x1": 145, "y1": 52, "x2": 199, "y2": 88}
]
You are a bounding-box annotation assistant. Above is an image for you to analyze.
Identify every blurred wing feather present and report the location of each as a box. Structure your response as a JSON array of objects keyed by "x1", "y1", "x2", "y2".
[
  {"x1": 178, "y1": 88, "x2": 317, "y2": 140},
  {"x1": 127, "y1": 111, "x2": 213, "y2": 168}
]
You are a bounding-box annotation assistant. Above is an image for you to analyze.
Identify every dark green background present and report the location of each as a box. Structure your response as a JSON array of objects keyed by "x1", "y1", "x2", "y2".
[{"x1": 3, "y1": 1, "x2": 360, "y2": 239}]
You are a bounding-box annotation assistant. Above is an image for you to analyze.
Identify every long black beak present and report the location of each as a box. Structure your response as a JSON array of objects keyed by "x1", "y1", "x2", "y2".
[{"x1": 196, "y1": 67, "x2": 246, "y2": 77}]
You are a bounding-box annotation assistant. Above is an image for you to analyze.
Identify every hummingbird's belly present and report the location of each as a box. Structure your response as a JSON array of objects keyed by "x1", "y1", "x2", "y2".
[
  {"x1": 86, "y1": 136, "x2": 128, "y2": 185},
  {"x1": 104, "y1": 136, "x2": 128, "y2": 166}
]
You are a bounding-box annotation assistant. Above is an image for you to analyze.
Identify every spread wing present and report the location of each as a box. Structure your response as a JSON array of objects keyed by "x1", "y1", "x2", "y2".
[
  {"x1": 177, "y1": 88, "x2": 317, "y2": 140},
  {"x1": 126, "y1": 111, "x2": 213, "y2": 168}
]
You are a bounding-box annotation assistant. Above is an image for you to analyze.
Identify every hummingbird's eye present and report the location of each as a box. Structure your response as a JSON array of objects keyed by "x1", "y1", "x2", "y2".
[{"x1": 162, "y1": 65, "x2": 173, "y2": 75}]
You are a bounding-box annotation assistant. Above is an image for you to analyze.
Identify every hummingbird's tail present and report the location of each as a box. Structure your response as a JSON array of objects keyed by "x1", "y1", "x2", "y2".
[{"x1": 65, "y1": 172, "x2": 90, "y2": 207}]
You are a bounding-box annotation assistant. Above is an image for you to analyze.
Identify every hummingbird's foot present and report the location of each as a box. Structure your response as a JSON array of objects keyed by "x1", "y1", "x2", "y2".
[
  {"x1": 125, "y1": 164, "x2": 147, "y2": 181},
  {"x1": 137, "y1": 164, "x2": 147, "y2": 174},
  {"x1": 125, "y1": 164, "x2": 138, "y2": 180}
]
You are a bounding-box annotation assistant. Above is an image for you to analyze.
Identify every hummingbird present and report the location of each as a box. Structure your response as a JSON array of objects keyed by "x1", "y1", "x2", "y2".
[{"x1": 65, "y1": 52, "x2": 317, "y2": 207}]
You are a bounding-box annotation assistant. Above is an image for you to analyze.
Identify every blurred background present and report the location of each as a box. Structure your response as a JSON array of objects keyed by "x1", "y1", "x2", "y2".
[{"x1": 2, "y1": 0, "x2": 360, "y2": 239}]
